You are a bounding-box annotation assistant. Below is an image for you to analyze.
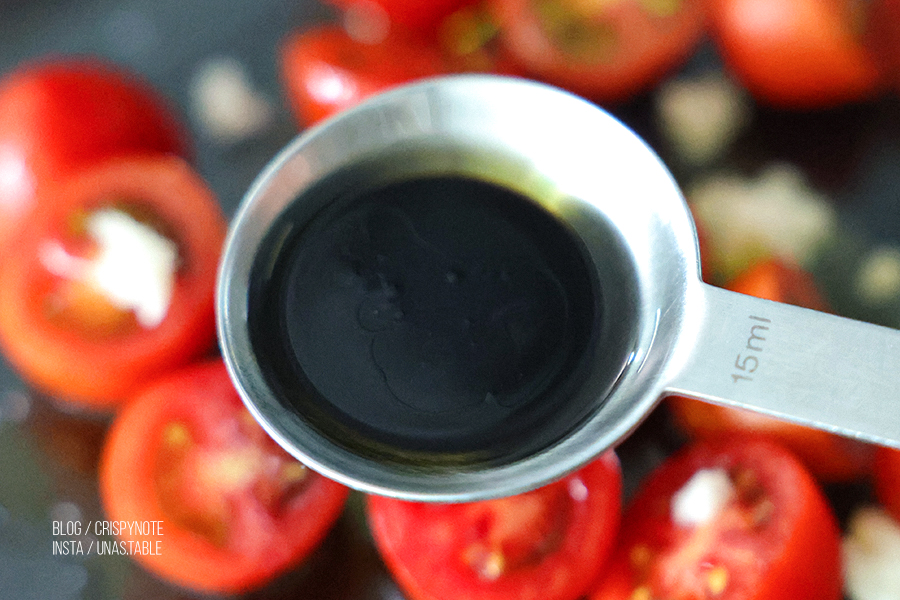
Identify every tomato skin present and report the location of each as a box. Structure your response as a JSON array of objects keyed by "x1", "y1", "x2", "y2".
[
  {"x1": 867, "y1": 0, "x2": 900, "y2": 92},
  {"x1": 710, "y1": 0, "x2": 885, "y2": 108},
  {"x1": 99, "y1": 360, "x2": 350, "y2": 594},
  {"x1": 668, "y1": 258, "x2": 874, "y2": 481},
  {"x1": 367, "y1": 451, "x2": 622, "y2": 600},
  {"x1": 589, "y1": 438, "x2": 842, "y2": 600},
  {"x1": 868, "y1": 0, "x2": 900, "y2": 89},
  {"x1": 326, "y1": 0, "x2": 479, "y2": 32},
  {"x1": 0, "y1": 156, "x2": 225, "y2": 410},
  {"x1": 874, "y1": 446, "x2": 900, "y2": 524},
  {"x1": 0, "y1": 57, "x2": 189, "y2": 250},
  {"x1": 437, "y1": 2, "x2": 526, "y2": 75},
  {"x1": 488, "y1": 0, "x2": 709, "y2": 102},
  {"x1": 278, "y1": 26, "x2": 447, "y2": 127}
]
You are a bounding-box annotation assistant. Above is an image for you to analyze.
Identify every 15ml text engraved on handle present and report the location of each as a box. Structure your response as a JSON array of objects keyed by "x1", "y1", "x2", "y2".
[{"x1": 731, "y1": 315, "x2": 770, "y2": 383}]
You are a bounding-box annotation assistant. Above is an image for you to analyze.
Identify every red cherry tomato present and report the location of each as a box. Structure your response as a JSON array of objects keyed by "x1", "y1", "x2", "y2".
[
  {"x1": 367, "y1": 451, "x2": 622, "y2": 600},
  {"x1": 0, "y1": 156, "x2": 225, "y2": 410},
  {"x1": 278, "y1": 25, "x2": 447, "y2": 127},
  {"x1": 668, "y1": 258, "x2": 874, "y2": 481},
  {"x1": 0, "y1": 57, "x2": 189, "y2": 250},
  {"x1": 99, "y1": 360, "x2": 350, "y2": 594},
  {"x1": 874, "y1": 446, "x2": 900, "y2": 523},
  {"x1": 488, "y1": 0, "x2": 709, "y2": 102},
  {"x1": 589, "y1": 438, "x2": 842, "y2": 600},
  {"x1": 709, "y1": 0, "x2": 886, "y2": 107},
  {"x1": 326, "y1": 0, "x2": 479, "y2": 32}
]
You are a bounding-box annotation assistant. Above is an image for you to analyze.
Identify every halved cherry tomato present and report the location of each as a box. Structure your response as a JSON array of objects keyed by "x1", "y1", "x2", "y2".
[
  {"x1": 99, "y1": 360, "x2": 350, "y2": 594},
  {"x1": 367, "y1": 451, "x2": 621, "y2": 600},
  {"x1": 668, "y1": 258, "x2": 874, "y2": 481},
  {"x1": 589, "y1": 437, "x2": 842, "y2": 600},
  {"x1": 278, "y1": 25, "x2": 447, "y2": 127},
  {"x1": 709, "y1": 0, "x2": 886, "y2": 108},
  {"x1": 0, "y1": 156, "x2": 225, "y2": 409},
  {"x1": 874, "y1": 446, "x2": 900, "y2": 523},
  {"x1": 0, "y1": 57, "x2": 189, "y2": 250},
  {"x1": 488, "y1": 0, "x2": 709, "y2": 102},
  {"x1": 326, "y1": 0, "x2": 479, "y2": 32}
]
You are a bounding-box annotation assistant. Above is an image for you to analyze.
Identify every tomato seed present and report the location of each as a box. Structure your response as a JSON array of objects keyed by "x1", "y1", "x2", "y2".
[
  {"x1": 281, "y1": 461, "x2": 308, "y2": 484},
  {"x1": 751, "y1": 499, "x2": 775, "y2": 527},
  {"x1": 629, "y1": 543, "x2": 653, "y2": 569},
  {"x1": 707, "y1": 565, "x2": 729, "y2": 596},
  {"x1": 463, "y1": 544, "x2": 506, "y2": 581},
  {"x1": 163, "y1": 422, "x2": 191, "y2": 447},
  {"x1": 638, "y1": 0, "x2": 682, "y2": 18},
  {"x1": 630, "y1": 585, "x2": 652, "y2": 600}
]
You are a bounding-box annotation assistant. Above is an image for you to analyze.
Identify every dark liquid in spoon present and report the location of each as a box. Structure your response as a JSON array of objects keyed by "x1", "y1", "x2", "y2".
[{"x1": 249, "y1": 175, "x2": 600, "y2": 461}]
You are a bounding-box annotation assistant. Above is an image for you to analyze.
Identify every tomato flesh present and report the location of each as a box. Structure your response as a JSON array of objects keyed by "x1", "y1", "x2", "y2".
[
  {"x1": 589, "y1": 438, "x2": 842, "y2": 600},
  {"x1": 367, "y1": 451, "x2": 622, "y2": 600},
  {"x1": 875, "y1": 446, "x2": 900, "y2": 524},
  {"x1": 636, "y1": 467, "x2": 778, "y2": 598},
  {"x1": 100, "y1": 360, "x2": 349, "y2": 594},
  {"x1": 0, "y1": 156, "x2": 225, "y2": 409},
  {"x1": 437, "y1": 3, "x2": 524, "y2": 74},
  {"x1": 154, "y1": 413, "x2": 310, "y2": 549},
  {"x1": 868, "y1": 0, "x2": 900, "y2": 89},
  {"x1": 326, "y1": 0, "x2": 479, "y2": 32},
  {"x1": 490, "y1": 0, "x2": 709, "y2": 102}
]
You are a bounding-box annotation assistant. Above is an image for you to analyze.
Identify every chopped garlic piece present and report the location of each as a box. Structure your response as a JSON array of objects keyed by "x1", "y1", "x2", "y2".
[
  {"x1": 190, "y1": 56, "x2": 274, "y2": 143},
  {"x1": 856, "y1": 246, "x2": 900, "y2": 306},
  {"x1": 690, "y1": 164, "x2": 836, "y2": 279},
  {"x1": 85, "y1": 209, "x2": 178, "y2": 329},
  {"x1": 655, "y1": 73, "x2": 751, "y2": 166},
  {"x1": 671, "y1": 468, "x2": 734, "y2": 527},
  {"x1": 843, "y1": 506, "x2": 900, "y2": 600}
]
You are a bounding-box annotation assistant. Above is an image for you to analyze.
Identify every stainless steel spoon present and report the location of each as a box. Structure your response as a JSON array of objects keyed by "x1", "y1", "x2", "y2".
[{"x1": 217, "y1": 74, "x2": 900, "y2": 502}]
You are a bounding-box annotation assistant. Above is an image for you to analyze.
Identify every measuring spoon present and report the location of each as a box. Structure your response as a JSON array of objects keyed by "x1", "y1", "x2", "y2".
[{"x1": 217, "y1": 75, "x2": 900, "y2": 502}]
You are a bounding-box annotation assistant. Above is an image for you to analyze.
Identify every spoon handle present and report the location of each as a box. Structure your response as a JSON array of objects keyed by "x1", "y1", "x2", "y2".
[{"x1": 667, "y1": 283, "x2": 900, "y2": 449}]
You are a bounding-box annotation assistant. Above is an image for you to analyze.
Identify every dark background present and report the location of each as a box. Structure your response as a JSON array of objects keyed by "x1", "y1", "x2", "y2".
[{"x1": 0, "y1": 1, "x2": 898, "y2": 598}]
